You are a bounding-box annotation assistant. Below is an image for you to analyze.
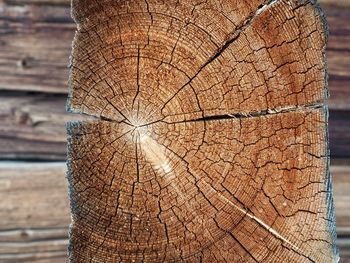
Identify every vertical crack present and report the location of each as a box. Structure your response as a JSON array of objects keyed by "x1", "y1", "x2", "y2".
[{"x1": 132, "y1": 47, "x2": 141, "y2": 111}]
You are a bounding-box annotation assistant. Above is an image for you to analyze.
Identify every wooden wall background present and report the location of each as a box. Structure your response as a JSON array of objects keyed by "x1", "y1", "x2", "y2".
[{"x1": 0, "y1": 0, "x2": 349, "y2": 262}]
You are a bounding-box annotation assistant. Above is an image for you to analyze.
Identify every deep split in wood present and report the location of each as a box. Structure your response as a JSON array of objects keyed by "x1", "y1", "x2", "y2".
[{"x1": 66, "y1": 0, "x2": 339, "y2": 262}]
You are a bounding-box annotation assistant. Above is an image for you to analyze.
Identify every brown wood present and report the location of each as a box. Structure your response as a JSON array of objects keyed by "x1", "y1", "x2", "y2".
[
  {"x1": 319, "y1": 0, "x2": 350, "y2": 8},
  {"x1": 0, "y1": 0, "x2": 349, "y2": 106},
  {"x1": 0, "y1": 92, "x2": 91, "y2": 160},
  {"x1": 329, "y1": 111, "x2": 350, "y2": 158},
  {"x1": 4, "y1": 0, "x2": 70, "y2": 5},
  {"x1": 0, "y1": 0, "x2": 347, "y2": 262},
  {"x1": 322, "y1": 5, "x2": 350, "y2": 111},
  {"x1": 0, "y1": 163, "x2": 348, "y2": 262},
  {"x1": 66, "y1": 0, "x2": 338, "y2": 262},
  {"x1": 4, "y1": 0, "x2": 347, "y2": 8},
  {"x1": 332, "y1": 166, "x2": 350, "y2": 263},
  {"x1": 0, "y1": 162, "x2": 70, "y2": 229},
  {"x1": 0, "y1": 92, "x2": 348, "y2": 161},
  {"x1": 0, "y1": 3, "x2": 74, "y2": 93},
  {"x1": 0, "y1": 162, "x2": 69, "y2": 262},
  {"x1": 331, "y1": 166, "x2": 350, "y2": 230}
]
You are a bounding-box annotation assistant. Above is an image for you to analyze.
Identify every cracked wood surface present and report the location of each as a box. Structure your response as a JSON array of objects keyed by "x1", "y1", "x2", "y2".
[
  {"x1": 66, "y1": 0, "x2": 338, "y2": 262},
  {"x1": 67, "y1": 109, "x2": 336, "y2": 262},
  {"x1": 0, "y1": 0, "x2": 348, "y2": 262},
  {"x1": 0, "y1": 93, "x2": 348, "y2": 160},
  {"x1": 0, "y1": 0, "x2": 349, "y2": 104},
  {"x1": 0, "y1": 163, "x2": 348, "y2": 262}
]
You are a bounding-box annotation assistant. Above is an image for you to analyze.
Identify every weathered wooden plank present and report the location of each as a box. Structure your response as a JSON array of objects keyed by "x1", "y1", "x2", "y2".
[
  {"x1": 331, "y1": 166, "x2": 350, "y2": 262},
  {"x1": 329, "y1": 110, "x2": 350, "y2": 159},
  {"x1": 331, "y1": 166, "x2": 350, "y2": 230},
  {"x1": 4, "y1": 0, "x2": 70, "y2": 5},
  {"x1": 0, "y1": 163, "x2": 348, "y2": 262},
  {"x1": 328, "y1": 75, "x2": 350, "y2": 111},
  {"x1": 0, "y1": 228, "x2": 68, "y2": 243},
  {"x1": 0, "y1": 161, "x2": 70, "y2": 262},
  {"x1": 0, "y1": 240, "x2": 68, "y2": 260},
  {"x1": 321, "y1": 5, "x2": 350, "y2": 111},
  {"x1": 319, "y1": 0, "x2": 350, "y2": 8},
  {"x1": 0, "y1": 162, "x2": 70, "y2": 229},
  {"x1": 0, "y1": 252, "x2": 67, "y2": 263},
  {"x1": 0, "y1": 92, "x2": 91, "y2": 160},
  {"x1": 0, "y1": 3, "x2": 74, "y2": 93}
]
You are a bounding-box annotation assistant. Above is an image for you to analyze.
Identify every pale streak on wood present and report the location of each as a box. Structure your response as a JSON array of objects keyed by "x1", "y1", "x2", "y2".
[
  {"x1": 0, "y1": 162, "x2": 348, "y2": 261},
  {"x1": 138, "y1": 131, "x2": 172, "y2": 173},
  {"x1": 0, "y1": 228, "x2": 68, "y2": 242},
  {"x1": 147, "y1": 123, "x2": 304, "y2": 255},
  {"x1": 4, "y1": 0, "x2": 70, "y2": 5},
  {"x1": 66, "y1": 0, "x2": 338, "y2": 262},
  {"x1": 0, "y1": 93, "x2": 348, "y2": 160},
  {"x1": 67, "y1": 109, "x2": 337, "y2": 262},
  {"x1": 200, "y1": 178, "x2": 303, "y2": 253}
]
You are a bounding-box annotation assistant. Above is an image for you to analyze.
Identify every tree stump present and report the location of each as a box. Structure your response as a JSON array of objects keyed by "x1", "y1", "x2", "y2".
[{"x1": 66, "y1": 0, "x2": 339, "y2": 262}]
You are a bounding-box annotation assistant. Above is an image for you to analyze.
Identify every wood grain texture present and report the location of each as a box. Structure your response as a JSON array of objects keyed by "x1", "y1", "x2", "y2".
[
  {"x1": 0, "y1": 0, "x2": 346, "y2": 262},
  {"x1": 0, "y1": 162, "x2": 70, "y2": 229},
  {"x1": 0, "y1": 93, "x2": 348, "y2": 161},
  {"x1": 0, "y1": 92, "x2": 89, "y2": 160},
  {"x1": 66, "y1": 0, "x2": 338, "y2": 262},
  {"x1": 0, "y1": 0, "x2": 349, "y2": 107},
  {"x1": 3, "y1": 0, "x2": 348, "y2": 8},
  {"x1": 331, "y1": 166, "x2": 350, "y2": 230},
  {"x1": 323, "y1": 5, "x2": 350, "y2": 111},
  {"x1": 68, "y1": 0, "x2": 328, "y2": 123},
  {"x1": 319, "y1": 0, "x2": 350, "y2": 8},
  {"x1": 0, "y1": 3, "x2": 74, "y2": 93},
  {"x1": 0, "y1": 162, "x2": 69, "y2": 262},
  {"x1": 67, "y1": 108, "x2": 337, "y2": 262},
  {"x1": 4, "y1": 0, "x2": 70, "y2": 5},
  {"x1": 0, "y1": 163, "x2": 347, "y2": 262}
]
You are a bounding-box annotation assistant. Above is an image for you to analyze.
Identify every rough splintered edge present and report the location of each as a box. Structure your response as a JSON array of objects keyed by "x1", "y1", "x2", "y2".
[
  {"x1": 311, "y1": 1, "x2": 339, "y2": 261},
  {"x1": 311, "y1": 0, "x2": 331, "y2": 102},
  {"x1": 63, "y1": 110, "x2": 340, "y2": 262},
  {"x1": 65, "y1": 120, "x2": 83, "y2": 262},
  {"x1": 66, "y1": 27, "x2": 98, "y2": 119},
  {"x1": 323, "y1": 107, "x2": 340, "y2": 262}
]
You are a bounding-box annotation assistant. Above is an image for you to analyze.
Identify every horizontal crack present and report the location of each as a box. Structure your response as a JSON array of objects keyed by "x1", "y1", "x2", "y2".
[
  {"x1": 159, "y1": 103, "x2": 325, "y2": 125},
  {"x1": 93, "y1": 103, "x2": 325, "y2": 129}
]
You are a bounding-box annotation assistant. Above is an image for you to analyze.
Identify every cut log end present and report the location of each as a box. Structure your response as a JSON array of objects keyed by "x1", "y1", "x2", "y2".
[{"x1": 66, "y1": 0, "x2": 338, "y2": 262}]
